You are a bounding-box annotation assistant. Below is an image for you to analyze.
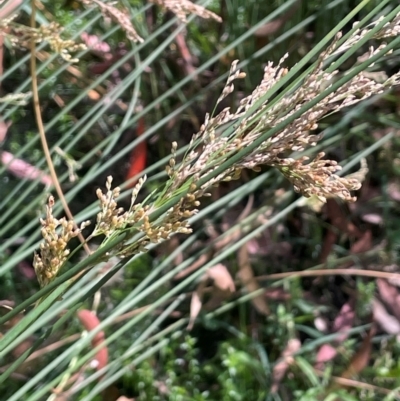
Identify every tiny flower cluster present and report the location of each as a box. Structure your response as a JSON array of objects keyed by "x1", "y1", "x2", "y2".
[
  {"x1": 0, "y1": 91, "x2": 32, "y2": 106},
  {"x1": 33, "y1": 196, "x2": 90, "y2": 287},
  {"x1": 275, "y1": 153, "x2": 361, "y2": 202},
  {"x1": 0, "y1": 20, "x2": 86, "y2": 62},
  {"x1": 92, "y1": 176, "x2": 146, "y2": 237},
  {"x1": 92, "y1": 175, "x2": 194, "y2": 258},
  {"x1": 34, "y1": 172, "x2": 199, "y2": 286},
  {"x1": 337, "y1": 12, "x2": 400, "y2": 52}
]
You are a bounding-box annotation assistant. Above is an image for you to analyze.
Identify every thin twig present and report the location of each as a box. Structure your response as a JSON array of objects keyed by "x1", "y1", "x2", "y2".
[
  {"x1": 258, "y1": 268, "x2": 400, "y2": 281},
  {"x1": 29, "y1": 0, "x2": 90, "y2": 256},
  {"x1": 0, "y1": 334, "x2": 81, "y2": 374},
  {"x1": 314, "y1": 369, "x2": 398, "y2": 396}
]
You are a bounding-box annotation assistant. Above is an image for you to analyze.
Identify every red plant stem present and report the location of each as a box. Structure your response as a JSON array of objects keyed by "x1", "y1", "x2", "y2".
[
  {"x1": 125, "y1": 117, "x2": 147, "y2": 188},
  {"x1": 77, "y1": 310, "x2": 108, "y2": 372}
]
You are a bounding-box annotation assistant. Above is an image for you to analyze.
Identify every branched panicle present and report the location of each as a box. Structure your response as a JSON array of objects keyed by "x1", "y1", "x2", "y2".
[
  {"x1": 34, "y1": 173, "x2": 198, "y2": 284},
  {"x1": 276, "y1": 153, "x2": 361, "y2": 203},
  {"x1": 0, "y1": 92, "x2": 32, "y2": 105},
  {"x1": 0, "y1": 20, "x2": 86, "y2": 62},
  {"x1": 79, "y1": 0, "x2": 222, "y2": 44},
  {"x1": 92, "y1": 176, "x2": 192, "y2": 258},
  {"x1": 33, "y1": 13, "x2": 400, "y2": 276},
  {"x1": 217, "y1": 60, "x2": 247, "y2": 104},
  {"x1": 337, "y1": 12, "x2": 400, "y2": 52},
  {"x1": 93, "y1": 176, "x2": 146, "y2": 237},
  {"x1": 162, "y1": 16, "x2": 400, "y2": 205},
  {"x1": 149, "y1": 0, "x2": 222, "y2": 23},
  {"x1": 33, "y1": 196, "x2": 90, "y2": 287},
  {"x1": 93, "y1": 177, "x2": 125, "y2": 236},
  {"x1": 79, "y1": 0, "x2": 144, "y2": 43}
]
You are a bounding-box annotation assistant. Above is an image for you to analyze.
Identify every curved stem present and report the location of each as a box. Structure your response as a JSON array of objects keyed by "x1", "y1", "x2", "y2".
[{"x1": 29, "y1": 0, "x2": 91, "y2": 256}]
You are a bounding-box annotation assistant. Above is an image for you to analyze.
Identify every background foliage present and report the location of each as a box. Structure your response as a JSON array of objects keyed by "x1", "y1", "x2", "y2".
[{"x1": 1, "y1": 0, "x2": 400, "y2": 400}]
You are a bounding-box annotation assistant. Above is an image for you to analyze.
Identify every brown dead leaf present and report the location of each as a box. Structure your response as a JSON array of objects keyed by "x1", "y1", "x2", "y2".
[
  {"x1": 175, "y1": 32, "x2": 197, "y2": 77},
  {"x1": 0, "y1": 303, "x2": 35, "y2": 374},
  {"x1": 204, "y1": 264, "x2": 236, "y2": 310},
  {"x1": 0, "y1": 119, "x2": 11, "y2": 143},
  {"x1": 0, "y1": 302, "x2": 24, "y2": 332},
  {"x1": 0, "y1": 300, "x2": 14, "y2": 309},
  {"x1": 237, "y1": 245, "x2": 270, "y2": 315},
  {"x1": 319, "y1": 203, "x2": 345, "y2": 262},
  {"x1": 174, "y1": 252, "x2": 211, "y2": 280},
  {"x1": 314, "y1": 301, "x2": 355, "y2": 369},
  {"x1": 17, "y1": 260, "x2": 36, "y2": 280},
  {"x1": 319, "y1": 228, "x2": 338, "y2": 264},
  {"x1": 1, "y1": 151, "x2": 52, "y2": 185},
  {"x1": 264, "y1": 287, "x2": 291, "y2": 301},
  {"x1": 271, "y1": 338, "x2": 301, "y2": 394},
  {"x1": 246, "y1": 236, "x2": 292, "y2": 259},
  {"x1": 340, "y1": 327, "x2": 375, "y2": 379},
  {"x1": 188, "y1": 264, "x2": 235, "y2": 330},
  {"x1": 361, "y1": 213, "x2": 383, "y2": 225},
  {"x1": 332, "y1": 301, "x2": 355, "y2": 343},
  {"x1": 0, "y1": 0, "x2": 23, "y2": 20},
  {"x1": 207, "y1": 263, "x2": 235, "y2": 293},
  {"x1": 254, "y1": 0, "x2": 301, "y2": 37},
  {"x1": 350, "y1": 230, "x2": 372, "y2": 254},
  {"x1": 187, "y1": 278, "x2": 207, "y2": 331},
  {"x1": 77, "y1": 310, "x2": 108, "y2": 372},
  {"x1": 320, "y1": 200, "x2": 368, "y2": 264},
  {"x1": 377, "y1": 278, "x2": 400, "y2": 322},
  {"x1": 81, "y1": 32, "x2": 111, "y2": 55},
  {"x1": 321, "y1": 329, "x2": 374, "y2": 400},
  {"x1": 315, "y1": 344, "x2": 337, "y2": 369},
  {"x1": 388, "y1": 182, "x2": 400, "y2": 202},
  {"x1": 373, "y1": 298, "x2": 400, "y2": 335},
  {"x1": 327, "y1": 199, "x2": 362, "y2": 237}
]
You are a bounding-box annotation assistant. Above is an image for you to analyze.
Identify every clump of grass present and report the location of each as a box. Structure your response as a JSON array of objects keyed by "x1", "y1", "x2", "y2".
[
  {"x1": 2, "y1": 3, "x2": 400, "y2": 399},
  {"x1": 32, "y1": 12, "x2": 400, "y2": 287}
]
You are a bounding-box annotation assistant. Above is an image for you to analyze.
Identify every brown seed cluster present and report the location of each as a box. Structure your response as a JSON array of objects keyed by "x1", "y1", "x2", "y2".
[
  {"x1": 149, "y1": 0, "x2": 222, "y2": 23},
  {"x1": 67, "y1": 0, "x2": 221, "y2": 45},
  {"x1": 33, "y1": 196, "x2": 90, "y2": 287},
  {"x1": 79, "y1": 0, "x2": 144, "y2": 43}
]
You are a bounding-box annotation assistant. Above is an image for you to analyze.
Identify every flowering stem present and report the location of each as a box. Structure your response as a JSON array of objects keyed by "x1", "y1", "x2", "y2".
[{"x1": 29, "y1": 0, "x2": 91, "y2": 256}]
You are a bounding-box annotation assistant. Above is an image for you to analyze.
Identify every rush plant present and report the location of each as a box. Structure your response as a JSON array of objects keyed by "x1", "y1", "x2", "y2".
[{"x1": 1, "y1": 0, "x2": 400, "y2": 399}]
